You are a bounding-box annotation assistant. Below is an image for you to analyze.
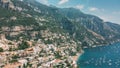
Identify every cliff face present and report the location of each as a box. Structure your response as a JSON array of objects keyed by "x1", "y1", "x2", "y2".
[
  {"x1": 59, "y1": 8, "x2": 120, "y2": 43},
  {"x1": 0, "y1": 0, "x2": 15, "y2": 9}
]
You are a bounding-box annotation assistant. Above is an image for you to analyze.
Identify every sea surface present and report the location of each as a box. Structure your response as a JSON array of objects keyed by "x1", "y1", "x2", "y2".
[{"x1": 77, "y1": 42, "x2": 120, "y2": 68}]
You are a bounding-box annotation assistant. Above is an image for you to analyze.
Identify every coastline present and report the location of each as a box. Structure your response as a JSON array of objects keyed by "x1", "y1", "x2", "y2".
[
  {"x1": 75, "y1": 49, "x2": 84, "y2": 68},
  {"x1": 77, "y1": 42, "x2": 120, "y2": 68}
]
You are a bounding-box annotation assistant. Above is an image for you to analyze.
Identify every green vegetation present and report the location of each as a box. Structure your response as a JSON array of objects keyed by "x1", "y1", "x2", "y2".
[
  {"x1": 9, "y1": 59, "x2": 18, "y2": 63},
  {"x1": 0, "y1": 0, "x2": 105, "y2": 46},
  {"x1": 9, "y1": 47, "x2": 17, "y2": 51},
  {"x1": 44, "y1": 39, "x2": 53, "y2": 44},
  {"x1": 54, "y1": 51, "x2": 62, "y2": 59},
  {"x1": 12, "y1": 55, "x2": 20, "y2": 59},
  {"x1": 0, "y1": 0, "x2": 120, "y2": 49},
  {"x1": 82, "y1": 41, "x2": 89, "y2": 47},
  {"x1": 0, "y1": 47, "x2": 3, "y2": 52},
  {"x1": 18, "y1": 41, "x2": 29, "y2": 50}
]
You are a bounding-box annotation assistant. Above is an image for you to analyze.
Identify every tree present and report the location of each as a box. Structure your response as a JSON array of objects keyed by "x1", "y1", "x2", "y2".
[
  {"x1": 54, "y1": 51, "x2": 62, "y2": 59},
  {"x1": 9, "y1": 59, "x2": 18, "y2": 63},
  {"x1": 0, "y1": 47, "x2": 3, "y2": 52},
  {"x1": 18, "y1": 41, "x2": 29, "y2": 50},
  {"x1": 12, "y1": 55, "x2": 20, "y2": 59},
  {"x1": 82, "y1": 41, "x2": 89, "y2": 47}
]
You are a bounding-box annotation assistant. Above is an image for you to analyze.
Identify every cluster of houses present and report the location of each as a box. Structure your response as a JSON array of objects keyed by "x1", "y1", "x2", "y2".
[
  {"x1": 0, "y1": 29, "x2": 82, "y2": 68},
  {"x1": 0, "y1": 0, "x2": 83, "y2": 68}
]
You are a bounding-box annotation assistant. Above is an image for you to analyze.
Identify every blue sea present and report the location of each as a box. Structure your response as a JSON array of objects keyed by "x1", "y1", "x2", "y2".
[{"x1": 77, "y1": 42, "x2": 120, "y2": 68}]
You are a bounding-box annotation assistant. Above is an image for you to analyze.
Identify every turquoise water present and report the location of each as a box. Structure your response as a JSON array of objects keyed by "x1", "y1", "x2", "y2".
[{"x1": 77, "y1": 42, "x2": 120, "y2": 68}]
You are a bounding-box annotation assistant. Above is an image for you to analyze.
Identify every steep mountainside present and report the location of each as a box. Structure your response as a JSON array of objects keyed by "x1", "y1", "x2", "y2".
[
  {"x1": 0, "y1": 0, "x2": 107, "y2": 46},
  {"x1": 59, "y1": 8, "x2": 120, "y2": 43}
]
